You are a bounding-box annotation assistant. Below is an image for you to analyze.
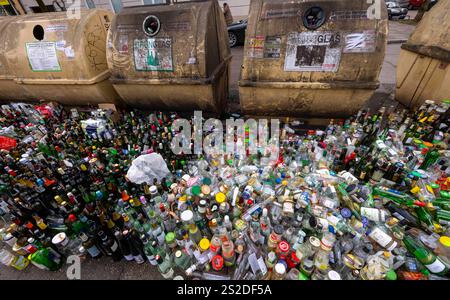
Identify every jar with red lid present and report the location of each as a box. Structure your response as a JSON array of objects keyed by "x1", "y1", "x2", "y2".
[
  {"x1": 276, "y1": 240, "x2": 290, "y2": 260},
  {"x1": 211, "y1": 254, "x2": 224, "y2": 272}
]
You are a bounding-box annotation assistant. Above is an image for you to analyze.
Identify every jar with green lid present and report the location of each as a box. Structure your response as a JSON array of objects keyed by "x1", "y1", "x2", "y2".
[{"x1": 165, "y1": 232, "x2": 176, "y2": 249}]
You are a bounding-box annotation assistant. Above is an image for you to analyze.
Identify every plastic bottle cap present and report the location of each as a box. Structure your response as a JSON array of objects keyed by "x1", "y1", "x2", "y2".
[
  {"x1": 175, "y1": 250, "x2": 182, "y2": 258},
  {"x1": 278, "y1": 241, "x2": 290, "y2": 252},
  {"x1": 192, "y1": 186, "x2": 201, "y2": 196},
  {"x1": 327, "y1": 270, "x2": 341, "y2": 280},
  {"x1": 211, "y1": 255, "x2": 224, "y2": 271},
  {"x1": 282, "y1": 180, "x2": 288, "y2": 186},
  {"x1": 165, "y1": 232, "x2": 175, "y2": 243},
  {"x1": 386, "y1": 270, "x2": 397, "y2": 280},
  {"x1": 340, "y1": 208, "x2": 352, "y2": 219},
  {"x1": 215, "y1": 192, "x2": 226, "y2": 204},
  {"x1": 203, "y1": 178, "x2": 212, "y2": 185},
  {"x1": 201, "y1": 185, "x2": 211, "y2": 195},
  {"x1": 199, "y1": 238, "x2": 210, "y2": 251},
  {"x1": 51, "y1": 232, "x2": 66, "y2": 245},
  {"x1": 149, "y1": 186, "x2": 158, "y2": 194},
  {"x1": 180, "y1": 210, "x2": 193, "y2": 223},
  {"x1": 410, "y1": 186, "x2": 420, "y2": 194},
  {"x1": 309, "y1": 236, "x2": 321, "y2": 248},
  {"x1": 274, "y1": 263, "x2": 286, "y2": 275},
  {"x1": 439, "y1": 236, "x2": 450, "y2": 247},
  {"x1": 182, "y1": 174, "x2": 191, "y2": 182}
]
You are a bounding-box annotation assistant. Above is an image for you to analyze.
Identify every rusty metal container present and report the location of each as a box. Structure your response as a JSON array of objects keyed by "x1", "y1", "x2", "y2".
[
  {"x1": 396, "y1": 0, "x2": 450, "y2": 108},
  {"x1": 107, "y1": 0, "x2": 231, "y2": 114},
  {"x1": 1, "y1": 10, "x2": 120, "y2": 106},
  {"x1": 239, "y1": 0, "x2": 388, "y2": 118},
  {"x1": 0, "y1": 16, "x2": 33, "y2": 103}
]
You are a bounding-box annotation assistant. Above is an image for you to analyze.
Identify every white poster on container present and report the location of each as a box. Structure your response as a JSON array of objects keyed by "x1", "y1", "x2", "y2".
[
  {"x1": 343, "y1": 31, "x2": 376, "y2": 53},
  {"x1": 284, "y1": 32, "x2": 342, "y2": 72},
  {"x1": 26, "y1": 42, "x2": 61, "y2": 72},
  {"x1": 133, "y1": 38, "x2": 173, "y2": 72}
]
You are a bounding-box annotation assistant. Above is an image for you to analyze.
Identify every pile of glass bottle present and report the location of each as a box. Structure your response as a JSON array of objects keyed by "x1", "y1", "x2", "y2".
[{"x1": 0, "y1": 100, "x2": 449, "y2": 280}]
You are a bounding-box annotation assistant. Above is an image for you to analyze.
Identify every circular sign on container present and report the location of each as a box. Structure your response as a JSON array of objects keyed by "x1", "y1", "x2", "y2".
[{"x1": 143, "y1": 15, "x2": 161, "y2": 37}]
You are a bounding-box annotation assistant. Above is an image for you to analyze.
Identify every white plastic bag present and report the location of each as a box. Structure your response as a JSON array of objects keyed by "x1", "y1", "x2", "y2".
[{"x1": 126, "y1": 153, "x2": 170, "y2": 184}]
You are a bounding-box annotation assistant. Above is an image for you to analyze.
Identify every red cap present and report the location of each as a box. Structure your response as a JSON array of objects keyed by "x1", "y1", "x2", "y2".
[
  {"x1": 211, "y1": 255, "x2": 224, "y2": 271},
  {"x1": 68, "y1": 214, "x2": 77, "y2": 222},
  {"x1": 25, "y1": 222, "x2": 34, "y2": 229},
  {"x1": 278, "y1": 241, "x2": 290, "y2": 253}
]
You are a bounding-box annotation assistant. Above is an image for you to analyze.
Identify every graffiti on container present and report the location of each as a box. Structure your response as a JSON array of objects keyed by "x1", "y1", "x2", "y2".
[
  {"x1": 133, "y1": 38, "x2": 173, "y2": 72},
  {"x1": 343, "y1": 31, "x2": 376, "y2": 53},
  {"x1": 247, "y1": 36, "x2": 265, "y2": 59},
  {"x1": 284, "y1": 32, "x2": 342, "y2": 73},
  {"x1": 263, "y1": 36, "x2": 282, "y2": 59},
  {"x1": 85, "y1": 25, "x2": 107, "y2": 71}
]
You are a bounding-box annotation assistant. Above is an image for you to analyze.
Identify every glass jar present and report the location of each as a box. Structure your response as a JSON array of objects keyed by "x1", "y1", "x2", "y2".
[
  {"x1": 267, "y1": 225, "x2": 283, "y2": 250},
  {"x1": 320, "y1": 232, "x2": 336, "y2": 251},
  {"x1": 222, "y1": 240, "x2": 236, "y2": 267},
  {"x1": 276, "y1": 241, "x2": 290, "y2": 260},
  {"x1": 272, "y1": 262, "x2": 286, "y2": 280}
]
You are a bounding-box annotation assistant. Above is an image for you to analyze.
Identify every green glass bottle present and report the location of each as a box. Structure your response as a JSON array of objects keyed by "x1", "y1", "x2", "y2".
[
  {"x1": 403, "y1": 234, "x2": 448, "y2": 275},
  {"x1": 419, "y1": 148, "x2": 440, "y2": 170},
  {"x1": 29, "y1": 248, "x2": 63, "y2": 271}
]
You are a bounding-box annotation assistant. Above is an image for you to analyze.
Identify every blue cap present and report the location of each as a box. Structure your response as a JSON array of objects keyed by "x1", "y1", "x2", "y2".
[
  {"x1": 281, "y1": 173, "x2": 286, "y2": 179},
  {"x1": 276, "y1": 178, "x2": 281, "y2": 184},
  {"x1": 340, "y1": 208, "x2": 352, "y2": 219},
  {"x1": 328, "y1": 225, "x2": 336, "y2": 234},
  {"x1": 362, "y1": 217, "x2": 369, "y2": 227}
]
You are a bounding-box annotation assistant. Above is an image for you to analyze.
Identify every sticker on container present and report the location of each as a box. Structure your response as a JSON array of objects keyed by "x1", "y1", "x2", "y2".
[
  {"x1": 119, "y1": 35, "x2": 129, "y2": 54},
  {"x1": 343, "y1": 31, "x2": 376, "y2": 53},
  {"x1": 260, "y1": 3, "x2": 300, "y2": 19},
  {"x1": 45, "y1": 24, "x2": 68, "y2": 32},
  {"x1": 55, "y1": 40, "x2": 66, "y2": 51},
  {"x1": 134, "y1": 38, "x2": 173, "y2": 72},
  {"x1": 26, "y1": 42, "x2": 61, "y2": 72},
  {"x1": 264, "y1": 36, "x2": 282, "y2": 59},
  {"x1": 247, "y1": 36, "x2": 265, "y2": 59},
  {"x1": 284, "y1": 32, "x2": 342, "y2": 72},
  {"x1": 64, "y1": 46, "x2": 75, "y2": 59},
  {"x1": 165, "y1": 21, "x2": 191, "y2": 31},
  {"x1": 329, "y1": 11, "x2": 368, "y2": 21}
]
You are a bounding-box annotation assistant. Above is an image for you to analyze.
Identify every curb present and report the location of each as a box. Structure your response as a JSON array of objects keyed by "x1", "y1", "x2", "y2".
[{"x1": 388, "y1": 39, "x2": 408, "y2": 44}]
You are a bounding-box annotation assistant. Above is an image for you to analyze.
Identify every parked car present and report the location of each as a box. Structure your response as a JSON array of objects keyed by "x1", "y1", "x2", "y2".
[
  {"x1": 387, "y1": 2, "x2": 409, "y2": 19},
  {"x1": 395, "y1": 0, "x2": 410, "y2": 8},
  {"x1": 409, "y1": 0, "x2": 424, "y2": 9},
  {"x1": 228, "y1": 19, "x2": 247, "y2": 48},
  {"x1": 408, "y1": 0, "x2": 438, "y2": 10}
]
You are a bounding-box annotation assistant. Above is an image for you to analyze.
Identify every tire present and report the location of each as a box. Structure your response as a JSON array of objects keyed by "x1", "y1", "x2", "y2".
[{"x1": 228, "y1": 31, "x2": 238, "y2": 48}]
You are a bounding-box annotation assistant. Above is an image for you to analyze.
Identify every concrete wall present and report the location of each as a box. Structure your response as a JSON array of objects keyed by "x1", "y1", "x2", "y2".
[{"x1": 18, "y1": 0, "x2": 250, "y2": 17}]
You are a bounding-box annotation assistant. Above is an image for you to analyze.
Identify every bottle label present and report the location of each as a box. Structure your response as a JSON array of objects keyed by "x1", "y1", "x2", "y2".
[
  {"x1": 361, "y1": 207, "x2": 385, "y2": 222},
  {"x1": 425, "y1": 258, "x2": 446, "y2": 274},
  {"x1": 124, "y1": 254, "x2": 134, "y2": 261},
  {"x1": 369, "y1": 228, "x2": 392, "y2": 249},
  {"x1": 87, "y1": 245, "x2": 101, "y2": 257},
  {"x1": 110, "y1": 241, "x2": 119, "y2": 252}
]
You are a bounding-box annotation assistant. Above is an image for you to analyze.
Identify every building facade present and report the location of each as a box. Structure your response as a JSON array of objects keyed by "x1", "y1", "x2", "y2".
[{"x1": 2, "y1": 0, "x2": 249, "y2": 17}]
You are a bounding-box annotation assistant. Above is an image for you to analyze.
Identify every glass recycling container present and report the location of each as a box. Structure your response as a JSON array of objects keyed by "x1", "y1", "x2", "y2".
[
  {"x1": 396, "y1": 0, "x2": 450, "y2": 108},
  {"x1": 0, "y1": 10, "x2": 120, "y2": 106},
  {"x1": 239, "y1": 0, "x2": 388, "y2": 118},
  {"x1": 107, "y1": 0, "x2": 231, "y2": 114}
]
